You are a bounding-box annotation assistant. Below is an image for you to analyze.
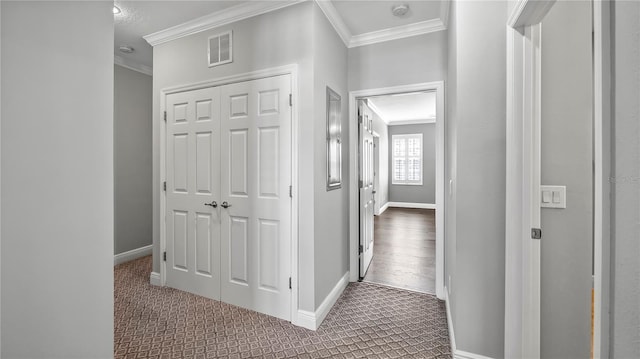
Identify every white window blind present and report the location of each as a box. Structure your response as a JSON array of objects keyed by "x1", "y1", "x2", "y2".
[{"x1": 392, "y1": 134, "x2": 423, "y2": 185}]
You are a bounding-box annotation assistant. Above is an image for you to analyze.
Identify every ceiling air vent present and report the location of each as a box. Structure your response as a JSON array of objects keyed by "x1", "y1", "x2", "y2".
[{"x1": 208, "y1": 30, "x2": 233, "y2": 67}]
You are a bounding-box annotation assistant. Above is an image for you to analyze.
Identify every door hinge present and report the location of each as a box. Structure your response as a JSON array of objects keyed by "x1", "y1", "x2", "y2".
[
  {"x1": 163, "y1": 181, "x2": 166, "y2": 191},
  {"x1": 359, "y1": 180, "x2": 363, "y2": 188},
  {"x1": 359, "y1": 245, "x2": 363, "y2": 254},
  {"x1": 289, "y1": 185, "x2": 292, "y2": 198},
  {"x1": 164, "y1": 111, "x2": 167, "y2": 122},
  {"x1": 531, "y1": 228, "x2": 542, "y2": 239},
  {"x1": 289, "y1": 277, "x2": 292, "y2": 289},
  {"x1": 289, "y1": 94, "x2": 292, "y2": 107},
  {"x1": 163, "y1": 251, "x2": 167, "y2": 261}
]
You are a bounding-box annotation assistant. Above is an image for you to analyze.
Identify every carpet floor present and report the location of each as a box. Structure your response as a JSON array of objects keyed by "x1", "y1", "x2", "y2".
[{"x1": 115, "y1": 256, "x2": 451, "y2": 359}]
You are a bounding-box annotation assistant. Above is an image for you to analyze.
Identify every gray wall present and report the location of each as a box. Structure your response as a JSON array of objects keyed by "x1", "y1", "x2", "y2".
[
  {"x1": 1, "y1": 1, "x2": 114, "y2": 357},
  {"x1": 611, "y1": 0, "x2": 640, "y2": 357},
  {"x1": 540, "y1": 2, "x2": 593, "y2": 357},
  {"x1": 446, "y1": 1, "x2": 506, "y2": 357},
  {"x1": 371, "y1": 110, "x2": 389, "y2": 208},
  {"x1": 348, "y1": 31, "x2": 447, "y2": 91},
  {"x1": 388, "y1": 123, "x2": 435, "y2": 204},
  {"x1": 312, "y1": 3, "x2": 350, "y2": 309},
  {"x1": 115, "y1": 65, "x2": 152, "y2": 255},
  {"x1": 153, "y1": 1, "x2": 354, "y2": 314}
]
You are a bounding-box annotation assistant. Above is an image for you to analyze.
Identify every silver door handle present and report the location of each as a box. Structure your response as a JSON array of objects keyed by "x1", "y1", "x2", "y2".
[
  {"x1": 221, "y1": 201, "x2": 231, "y2": 209},
  {"x1": 204, "y1": 201, "x2": 217, "y2": 208}
]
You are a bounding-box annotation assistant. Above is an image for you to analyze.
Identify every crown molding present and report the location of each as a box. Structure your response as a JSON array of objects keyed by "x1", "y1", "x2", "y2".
[
  {"x1": 314, "y1": 0, "x2": 351, "y2": 47},
  {"x1": 388, "y1": 119, "x2": 436, "y2": 126},
  {"x1": 143, "y1": 0, "x2": 305, "y2": 47},
  {"x1": 114, "y1": 55, "x2": 153, "y2": 76},
  {"x1": 349, "y1": 18, "x2": 446, "y2": 48},
  {"x1": 366, "y1": 100, "x2": 389, "y2": 125}
]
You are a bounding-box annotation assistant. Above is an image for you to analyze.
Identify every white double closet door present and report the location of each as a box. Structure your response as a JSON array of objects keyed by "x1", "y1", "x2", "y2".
[{"x1": 165, "y1": 75, "x2": 292, "y2": 321}]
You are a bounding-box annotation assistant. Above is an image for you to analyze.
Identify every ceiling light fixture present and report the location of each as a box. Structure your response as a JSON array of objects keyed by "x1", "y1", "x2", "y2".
[
  {"x1": 119, "y1": 45, "x2": 134, "y2": 54},
  {"x1": 391, "y1": 4, "x2": 410, "y2": 17},
  {"x1": 113, "y1": 6, "x2": 121, "y2": 14}
]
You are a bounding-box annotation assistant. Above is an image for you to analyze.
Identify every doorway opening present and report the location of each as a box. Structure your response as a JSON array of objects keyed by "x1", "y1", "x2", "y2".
[{"x1": 348, "y1": 82, "x2": 445, "y2": 299}]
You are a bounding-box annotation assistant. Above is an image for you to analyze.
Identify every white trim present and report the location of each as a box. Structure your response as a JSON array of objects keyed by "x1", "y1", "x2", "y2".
[
  {"x1": 114, "y1": 55, "x2": 152, "y2": 77},
  {"x1": 445, "y1": 289, "x2": 456, "y2": 355},
  {"x1": 387, "y1": 202, "x2": 435, "y2": 210},
  {"x1": 455, "y1": 350, "x2": 495, "y2": 359},
  {"x1": 505, "y1": 1, "x2": 557, "y2": 357},
  {"x1": 143, "y1": 0, "x2": 305, "y2": 46},
  {"x1": 507, "y1": 0, "x2": 556, "y2": 28},
  {"x1": 378, "y1": 202, "x2": 390, "y2": 215},
  {"x1": 349, "y1": 81, "x2": 445, "y2": 300},
  {"x1": 593, "y1": 1, "x2": 611, "y2": 357},
  {"x1": 445, "y1": 288, "x2": 494, "y2": 359},
  {"x1": 149, "y1": 272, "x2": 161, "y2": 286},
  {"x1": 159, "y1": 64, "x2": 301, "y2": 328},
  {"x1": 315, "y1": 0, "x2": 448, "y2": 49},
  {"x1": 313, "y1": 0, "x2": 351, "y2": 47},
  {"x1": 387, "y1": 119, "x2": 436, "y2": 126},
  {"x1": 440, "y1": 0, "x2": 451, "y2": 28},
  {"x1": 366, "y1": 101, "x2": 388, "y2": 125},
  {"x1": 349, "y1": 19, "x2": 446, "y2": 48},
  {"x1": 296, "y1": 272, "x2": 349, "y2": 331},
  {"x1": 114, "y1": 244, "x2": 153, "y2": 266}
]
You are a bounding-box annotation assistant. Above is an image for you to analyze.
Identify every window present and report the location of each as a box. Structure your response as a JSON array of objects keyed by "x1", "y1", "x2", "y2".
[{"x1": 392, "y1": 134, "x2": 423, "y2": 185}]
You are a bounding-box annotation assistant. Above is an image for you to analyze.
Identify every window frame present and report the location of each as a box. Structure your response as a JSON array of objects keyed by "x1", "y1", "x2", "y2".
[{"x1": 391, "y1": 133, "x2": 423, "y2": 186}]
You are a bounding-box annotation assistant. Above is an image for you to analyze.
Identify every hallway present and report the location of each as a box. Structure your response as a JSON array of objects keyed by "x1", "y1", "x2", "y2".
[
  {"x1": 115, "y1": 256, "x2": 450, "y2": 358},
  {"x1": 364, "y1": 208, "x2": 436, "y2": 294}
]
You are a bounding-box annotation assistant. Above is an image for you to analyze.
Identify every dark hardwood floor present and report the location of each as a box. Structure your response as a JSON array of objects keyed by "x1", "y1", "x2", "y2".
[{"x1": 363, "y1": 207, "x2": 436, "y2": 294}]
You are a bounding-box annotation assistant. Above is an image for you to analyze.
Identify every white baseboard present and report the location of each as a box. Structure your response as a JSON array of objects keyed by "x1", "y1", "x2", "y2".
[
  {"x1": 378, "y1": 202, "x2": 390, "y2": 215},
  {"x1": 388, "y1": 202, "x2": 436, "y2": 209},
  {"x1": 445, "y1": 288, "x2": 457, "y2": 355},
  {"x1": 445, "y1": 287, "x2": 495, "y2": 359},
  {"x1": 295, "y1": 271, "x2": 349, "y2": 331},
  {"x1": 114, "y1": 244, "x2": 152, "y2": 266},
  {"x1": 150, "y1": 271, "x2": 161, "y2": 286},
  {"x1": 455, "y1": 350, "x2": 494, "y2": 359}
]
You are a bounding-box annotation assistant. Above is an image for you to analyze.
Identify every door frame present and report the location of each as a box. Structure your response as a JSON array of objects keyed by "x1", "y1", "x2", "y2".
[
  {"x1": 348, "y1": 81, "x2": 445, "y2": 300},
  {"x1": 505, "y1": 1, "x2": 610, "y2": 357},
  {"x1": 158, "y1": 64, "x2": 300, "y2": 324}
]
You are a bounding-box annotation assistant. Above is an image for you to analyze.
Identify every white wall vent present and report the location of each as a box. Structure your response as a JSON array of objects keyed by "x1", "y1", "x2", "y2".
[{"x1": 208, "y1": 31, "x2": 233, "y2": 67}]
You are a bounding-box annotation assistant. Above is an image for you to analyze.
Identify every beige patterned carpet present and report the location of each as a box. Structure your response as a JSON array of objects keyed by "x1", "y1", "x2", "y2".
[{"x1": 115, "y1": 256, "x2": 451, "y2": 359}]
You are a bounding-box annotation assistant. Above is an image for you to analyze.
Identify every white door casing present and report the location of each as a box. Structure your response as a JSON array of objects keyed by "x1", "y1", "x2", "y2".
[
  {"x1": 165, "y1": 87, "x2": 222, "y2": 300},
  {"x1": 348, "y1": 82, "x2": 445, "y2": 299},
  {"x1": 219, "y1": 75, "x2": 292, "y2": 321},
  {"x1": 359, "y1": 100, "x2": 375, "y2": 278}
]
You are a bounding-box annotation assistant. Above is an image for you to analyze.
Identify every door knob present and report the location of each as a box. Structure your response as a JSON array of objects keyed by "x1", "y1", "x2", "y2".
[
  {"x1": 204, "y1": 201, "x2": 217, "y2": 208},
  {"x1": 221, "y1": 201, "x2": 231, "y2": 208}
]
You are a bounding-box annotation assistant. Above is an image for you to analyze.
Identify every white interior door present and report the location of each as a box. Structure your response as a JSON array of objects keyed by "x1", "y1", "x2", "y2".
[
  {"x1": 359, "y1": 100, "x2": 375, "y2": 278},
  {"x1": 219, "y1": 75, "x2": 292, "y2": 320},
  {"x1": 165, "y1": 87, "x2": 221, "y2": 300}
]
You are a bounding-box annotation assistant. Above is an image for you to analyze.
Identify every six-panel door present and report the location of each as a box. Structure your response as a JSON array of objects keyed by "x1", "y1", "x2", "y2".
[
  {"x1": 165, "y1": 75, "x2": 292, "y2": 321},
  {"x1": 220, "y1": 75, "x2": 292, "y2": 321}
]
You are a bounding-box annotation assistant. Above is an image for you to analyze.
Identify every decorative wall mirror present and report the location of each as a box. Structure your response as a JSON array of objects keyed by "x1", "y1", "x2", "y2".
[{"x1": 326, "y1": 87, "x2": 342, "y2": 190}]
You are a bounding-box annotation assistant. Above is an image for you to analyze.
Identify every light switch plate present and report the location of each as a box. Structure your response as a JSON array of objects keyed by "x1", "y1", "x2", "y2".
[{"x1": 540, "y1": 185, "x2": 566, "y2": 208}]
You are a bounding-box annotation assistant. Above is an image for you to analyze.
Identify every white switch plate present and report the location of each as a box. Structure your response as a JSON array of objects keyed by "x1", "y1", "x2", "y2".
[{"x1": 540, "y1": 185, "x2": 566, "y2": 208}]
